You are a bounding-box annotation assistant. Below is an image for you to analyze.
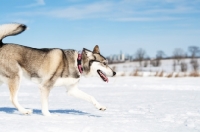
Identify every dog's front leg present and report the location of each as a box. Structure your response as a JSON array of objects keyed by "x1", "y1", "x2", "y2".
[
  {"x1": 67, "y1": 84, "x2": 106, "y2": 111},
  {"x1": 40, "y1": 86, "x2": 52, "y2": 116}
]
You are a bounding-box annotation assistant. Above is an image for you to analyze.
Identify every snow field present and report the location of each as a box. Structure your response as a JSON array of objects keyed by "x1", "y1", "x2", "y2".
[{"x1": 0, "y1": 77, "x2": 200, "y2": 132}]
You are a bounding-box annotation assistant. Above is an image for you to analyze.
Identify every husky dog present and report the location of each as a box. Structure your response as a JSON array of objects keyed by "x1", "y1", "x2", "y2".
[{"x1": 0, "y1": 23, "x2": 116, "y2": 116}]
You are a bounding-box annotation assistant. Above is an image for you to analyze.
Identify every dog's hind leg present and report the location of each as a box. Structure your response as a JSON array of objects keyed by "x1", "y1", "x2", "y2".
[
  {"x1": 67, "y1": 84, "x2": 106, "y2": 111},
  {"x1": 8, "y1": 76, "x2": 32, "y2": 115}
]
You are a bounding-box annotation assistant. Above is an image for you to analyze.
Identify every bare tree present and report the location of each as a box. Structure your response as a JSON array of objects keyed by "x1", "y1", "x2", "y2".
[
  {"x1": 135, "y1": 48, "x2": 146, "y2": 66},
  {"x1": 143, "y1": 57, "x2": 150, "y2": 67},
  {"x1": 173, "y1": 48, "x2": 185, "y2": 65},
  {"x1": 150, "y1": 50, "x2": 165, "y2": 67},
  {"x1": 180, "y1": 61, "x2": 187, "y2": 72},
  {"x1": 155, "y1": 50, "x2": 165, "y2": 66},
  {"x1": 190, "y1": 59, "x2": 199, "y2": 71},
  {"x1": 188, "y1": 46, "x2": 200, "y2": 72},
  {"x1": 173, "y1": 60, "x2": 176, "y2": 72},
  {"x1": 188, "y1": 46, "x2": 200, "y2": 58},
  {"x1": 156, "y1": 50, "x2": 165, "y2": 59}
]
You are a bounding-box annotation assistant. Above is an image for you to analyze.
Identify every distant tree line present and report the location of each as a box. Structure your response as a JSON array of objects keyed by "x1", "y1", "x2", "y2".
[{"x1": 107, "y1": 46, "x2": 200, "y2": 72}]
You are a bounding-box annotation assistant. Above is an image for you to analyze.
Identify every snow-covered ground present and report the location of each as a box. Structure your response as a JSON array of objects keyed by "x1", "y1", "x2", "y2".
[{"x1": 0, "y1": 77, "x2": 200, "y2": 132}]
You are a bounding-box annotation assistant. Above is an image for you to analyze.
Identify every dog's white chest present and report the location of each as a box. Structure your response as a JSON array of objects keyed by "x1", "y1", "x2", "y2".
[{"x1": 54, "y1": 77, "x2": 80, "y2": 87}]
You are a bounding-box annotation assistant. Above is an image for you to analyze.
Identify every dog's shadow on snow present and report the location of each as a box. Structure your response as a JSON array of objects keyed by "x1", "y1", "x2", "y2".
[{"x1": 0, "y1": 107, "x2": 101, "y2": 117}]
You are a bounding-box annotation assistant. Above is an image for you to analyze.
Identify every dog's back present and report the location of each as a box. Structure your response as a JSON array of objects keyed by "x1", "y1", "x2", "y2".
[
  {"x1": 0, "y1": 24, "x2": 70, "y2": 83},
  {"x1": 0, "y1": 44, "x2": 51, "y2": 80}
]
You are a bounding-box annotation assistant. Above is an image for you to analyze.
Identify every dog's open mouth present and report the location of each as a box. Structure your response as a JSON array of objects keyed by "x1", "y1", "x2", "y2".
[{"x1": 97, "y1": 70, "x2": 108, "y2": 82}]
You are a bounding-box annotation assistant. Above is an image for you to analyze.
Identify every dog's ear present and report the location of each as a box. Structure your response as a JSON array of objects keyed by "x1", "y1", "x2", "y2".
[
  {"x1": 82, "y1": 48, "x2": 93, "y2": 58},
  {"x1": 93, "y1": 45, "x2": 100, "y2": 54}
]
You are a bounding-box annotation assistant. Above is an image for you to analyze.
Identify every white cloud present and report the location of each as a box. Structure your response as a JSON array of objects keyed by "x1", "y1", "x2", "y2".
[
  {"x1": 47, "y1": 2, "x2": 112, "y2": 20},
  {"x1": 113, "y1": 17, "x2": 181, "y2": 22},
  {"x1": 37, "y1": 0, "x2": 45, "y2": 5},
  {"x1": 20, "y1": 0, "x2": 45, "y2": 8},
  {"x1": 13, "y1": 0, "x2": 200, "y2": 22}
]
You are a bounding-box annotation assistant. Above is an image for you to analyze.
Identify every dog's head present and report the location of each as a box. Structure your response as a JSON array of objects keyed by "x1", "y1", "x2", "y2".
[{"x1": 82, "y1": 45, "x2": 116, "y2": 82}]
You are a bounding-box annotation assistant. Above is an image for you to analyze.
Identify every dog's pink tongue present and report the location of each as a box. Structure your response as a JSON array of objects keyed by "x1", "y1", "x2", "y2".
[
  {"x1": 105, "y1": 77, "x2": 108, "y2": 83},
  {"x1": 99, "y1": 71, "x2": 108, "y2": 82},
  {"x1": 103, "y1": 74, "x2": 108, "y2": 83}
]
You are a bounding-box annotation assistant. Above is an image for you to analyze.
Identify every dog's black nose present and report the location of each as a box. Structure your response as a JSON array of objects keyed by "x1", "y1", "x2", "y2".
[{"x1": 113, "y1": 71, "x2": 116, "y2": 76}]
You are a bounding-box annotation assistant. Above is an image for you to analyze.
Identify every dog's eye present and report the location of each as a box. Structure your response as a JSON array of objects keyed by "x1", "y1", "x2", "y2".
[{"x1": 102, "y1": 60, "x2": 108, "y2": 65}]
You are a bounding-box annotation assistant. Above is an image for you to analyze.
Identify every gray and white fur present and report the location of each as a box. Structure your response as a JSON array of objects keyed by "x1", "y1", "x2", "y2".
[{"x1": 0, "y1": 23, "x2": 116, "y2": 116}]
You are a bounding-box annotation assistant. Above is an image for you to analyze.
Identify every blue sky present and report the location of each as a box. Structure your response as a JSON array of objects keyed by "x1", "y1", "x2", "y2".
[{"x1": 1, "y1": 0, "x2": 200, "y2": 57}]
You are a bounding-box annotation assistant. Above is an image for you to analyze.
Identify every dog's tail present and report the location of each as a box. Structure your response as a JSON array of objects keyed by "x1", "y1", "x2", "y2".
[{"x1": 0, "y1": 23, "x2": 27, "y2": 44}]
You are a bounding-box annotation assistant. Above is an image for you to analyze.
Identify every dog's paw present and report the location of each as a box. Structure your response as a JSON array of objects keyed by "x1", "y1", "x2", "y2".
[
  {"x1": 21, "y1": 109, "x2": 33, "y2": 115},
  {"x1": 99, "y1": 107, "x2": 106, "y2": 111},
  {"x1": 96, "y1": 104, "x2": 106, "y2": 111},
  {"x1": 95, "y1": 103, "x2": 106, "y2": 111},
  {"x1": 42, "y1": 111, "x2": 52, "y2": 116}
]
